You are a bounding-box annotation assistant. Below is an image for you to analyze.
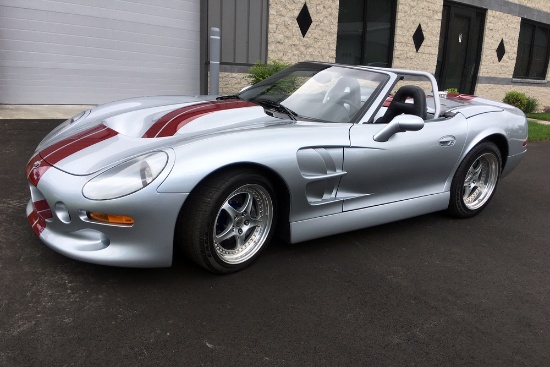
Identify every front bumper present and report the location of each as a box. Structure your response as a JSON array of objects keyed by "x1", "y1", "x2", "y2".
[{"x1": 26, "y1": 165, "x2": 188, "y2": 267}]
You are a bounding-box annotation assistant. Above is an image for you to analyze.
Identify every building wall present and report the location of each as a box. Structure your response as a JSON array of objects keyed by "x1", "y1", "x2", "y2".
[
  {"x1": 477, "y1": 11, "x2": 521, "y2": 80},
  {"x1": 267, "y1": 0, "x2": 339, "y2": 63},
  {"x1": 218, "y1": 0, "x2": 550, "y2": 107},
  {"x1": 476, "y1": 83, "x2": 550, "y2": 108},
  {"x1": 392, "y1": 0, "x2": 443, "y2": 73},
  {"x1": 475, "y1": 8, "x2": 550, "y2": 106},
  {"x1": 218, "y1": 0, "x2": 340, "y2": 95},
  {"x1": 509, "y1": 0, "x2": 550, "y2": 14},
  {"x1": 219, "y1": 72, "x2": 249, "y2": 95},
  {"x1": 0, "y1": 0, "x2": 200, "y2": 104}
]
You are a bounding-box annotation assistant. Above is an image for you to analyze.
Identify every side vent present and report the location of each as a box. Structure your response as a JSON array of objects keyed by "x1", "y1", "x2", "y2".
[{"x1": 296, "y1": 147, "x2": 346, "y2": 204}]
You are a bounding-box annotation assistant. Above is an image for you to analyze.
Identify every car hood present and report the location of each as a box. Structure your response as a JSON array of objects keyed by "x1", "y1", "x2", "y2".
[{"x1": 36, "y1": 97, "x2": 286, "y2": 175}]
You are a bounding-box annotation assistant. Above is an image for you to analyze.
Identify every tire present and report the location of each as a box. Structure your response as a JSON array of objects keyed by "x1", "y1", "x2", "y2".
[
  {"x1": 448, "y1": 142, "x2": 502, "y2": 218},
  {"x1": 177, "y1": 168, "x2": 277, "y2": 274}
]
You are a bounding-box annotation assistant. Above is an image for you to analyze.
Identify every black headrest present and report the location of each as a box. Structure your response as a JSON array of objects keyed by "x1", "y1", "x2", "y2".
[{"x1": 376, "y1": 85, "x2": 427, "y2": 123}]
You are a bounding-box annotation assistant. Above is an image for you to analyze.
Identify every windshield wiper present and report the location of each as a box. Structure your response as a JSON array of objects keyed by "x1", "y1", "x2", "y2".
[
  {"x1": 253, "y1": 99, "x2": 297, "y2": 121},
  {"x1": 216, "y1": 94, "x2": 241, "y2": 100}
]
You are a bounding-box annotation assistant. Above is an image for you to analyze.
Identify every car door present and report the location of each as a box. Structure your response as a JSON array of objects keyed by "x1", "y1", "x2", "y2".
[{"x1": 337, "y1": 113, "x2": 468, "y2": 211}]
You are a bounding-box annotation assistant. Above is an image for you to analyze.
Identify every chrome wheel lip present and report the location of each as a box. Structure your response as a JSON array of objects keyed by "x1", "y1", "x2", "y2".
[
  {"x1": 213, "y1": 183, "x2": 273, "y2": 264},
  {"x1": 462, "y1": 152, "x2": 499, "y2": 210}
]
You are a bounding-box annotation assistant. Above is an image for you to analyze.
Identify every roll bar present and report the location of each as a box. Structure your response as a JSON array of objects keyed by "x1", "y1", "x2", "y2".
[{"x1": 367, "y1": 67, "x2": 442, "y2": 119}]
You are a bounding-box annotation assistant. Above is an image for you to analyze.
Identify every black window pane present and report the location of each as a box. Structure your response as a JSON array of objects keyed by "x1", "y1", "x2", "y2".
[
  {"x1": 363, "y1": 0, "x2": 393, "y2": 66},
  {"x1": 514, "y1": 20, "x2": 550, "y2": 80},
  {"x1": 435, "y1": 6, "x2": 450, "y2": 81},
  {"x1": 529, "y1": 26, "x2": 549, "y2": 79},
  {"x1": 336, "y1": 0, "x2": 395, "y2": 66},
  {"x1": 336, "y1": 0, "x2": 365, "y2": 65},
  {"x1": 513, "y1": 22, "x2": 533, "y2": 78}
]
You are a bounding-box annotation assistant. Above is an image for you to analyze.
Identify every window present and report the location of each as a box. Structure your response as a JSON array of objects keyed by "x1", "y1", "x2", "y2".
[
  {"x1": 513, "y1": 20, "x2": 550, "y2": 80},
  {"x1": 336, "y1": 0, "x2": 397, "y2": 67}
]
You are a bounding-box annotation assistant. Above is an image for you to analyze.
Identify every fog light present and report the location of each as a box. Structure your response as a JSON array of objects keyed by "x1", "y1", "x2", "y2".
[
  {"x1": 55, "y1": 202, "x2": 71, "y2": 223},
  {"x1": 87, "y1": 211, "x2": 134, "y2": 225}
]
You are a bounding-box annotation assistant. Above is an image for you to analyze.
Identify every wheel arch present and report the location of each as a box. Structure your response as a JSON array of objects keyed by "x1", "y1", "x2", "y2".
[
  {"x1": 175, "y1": 162, "x2": 292, "y2": 245},
  {"x1": 476, "y1": 133, "x2": 508, "y2": 170},
  {"x1": 445, "y1": 132, "x2": 508, "y2": 192}
]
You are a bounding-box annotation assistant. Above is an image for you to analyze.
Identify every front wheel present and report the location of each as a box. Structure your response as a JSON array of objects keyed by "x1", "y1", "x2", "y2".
[
  {"x1": 177, "y1": 169, "x2": 276, "y2": 273},
  {"x1": 448, "y1": 142, "x2": 502, "y2": 218}
]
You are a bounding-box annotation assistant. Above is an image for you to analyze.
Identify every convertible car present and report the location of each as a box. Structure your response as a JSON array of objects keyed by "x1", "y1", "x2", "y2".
[{"x1": 26, "y1": 62, "x2": 527, "y2": 273}]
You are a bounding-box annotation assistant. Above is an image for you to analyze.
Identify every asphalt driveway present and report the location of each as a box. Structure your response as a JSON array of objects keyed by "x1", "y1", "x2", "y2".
[{"x1": 1, "y1": 119, "x2": 549, "y2": 366}]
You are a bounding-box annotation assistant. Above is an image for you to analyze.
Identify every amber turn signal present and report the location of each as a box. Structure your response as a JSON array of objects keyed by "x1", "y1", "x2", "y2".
[{"x1": 87, "y1": 211, "x2": 135, "y2": 225}]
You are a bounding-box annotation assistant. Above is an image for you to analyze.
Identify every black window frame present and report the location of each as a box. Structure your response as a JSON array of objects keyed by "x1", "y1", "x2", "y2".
[
  {"x1": 513, "y1": 19, "x2": 550, "y2": 80},
  {"x1": 335, "y1": 0, "x2": 397, "y2": 67}
]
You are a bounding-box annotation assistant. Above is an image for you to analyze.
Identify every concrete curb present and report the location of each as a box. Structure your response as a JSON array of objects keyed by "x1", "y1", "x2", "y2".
[
  {"x1": 529, "y1": 118, "x2": 550, "y2": 125},
  {"x1": 0, "y1": 105, "x2": 94, "y2": 120}
]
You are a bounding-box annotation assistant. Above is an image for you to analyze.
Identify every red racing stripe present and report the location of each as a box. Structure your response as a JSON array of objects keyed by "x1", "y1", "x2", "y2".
[
  {"x1": 26, "y1": 157, "x2": 52, "y2": 187},
  {"x1": 446, "y1": 93, "x2": 476, "y2": 101},
  {"x1": 27, "y1": 207, "x2": 46, "y2": 236},
  {"x1": 142, "y1": 100, "x2": 257, "y2": 138},
  {"x1": 42, "y1": 125, "x2": 118, "y2": 165},
  {"x1": 26, "y1": 125, "x2": 118, "y2": 186},
  {"x1": 34, "y1": 199, "x2": 53, "y2": 220}
]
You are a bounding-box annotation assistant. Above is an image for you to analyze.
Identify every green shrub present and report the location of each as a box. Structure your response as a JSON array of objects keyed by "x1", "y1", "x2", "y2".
[
  {"x1": 524, "y1": 96, "x2": 539, "y2": 114},
  {"x1": 446, "y1": 88, "x2": 458, "y2": 93},
  {"x1": 503, "y1": 91, "x2": 527, "y2": 111},
  {"x1": 246, "y1": 60, "x2": 291, "y2": 85}
]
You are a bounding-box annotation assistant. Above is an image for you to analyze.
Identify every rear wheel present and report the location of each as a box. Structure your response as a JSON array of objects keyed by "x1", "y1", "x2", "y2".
[
  {"x1": 177, "y1": 169, "x2": 276, "y2": 273},
  {"x1": 448, "y1": 142, "x2": 501, "y2": 218}
]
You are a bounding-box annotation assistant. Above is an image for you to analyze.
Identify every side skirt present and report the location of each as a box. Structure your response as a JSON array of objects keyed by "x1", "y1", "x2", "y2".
[{"x1": 289, "y1": 192, "x2": 450, "y2": 243}]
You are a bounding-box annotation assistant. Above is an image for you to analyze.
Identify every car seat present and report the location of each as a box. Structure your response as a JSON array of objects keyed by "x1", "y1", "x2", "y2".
[{"x1": 376, "y1": 85, "x2": 427, "y2": 123}]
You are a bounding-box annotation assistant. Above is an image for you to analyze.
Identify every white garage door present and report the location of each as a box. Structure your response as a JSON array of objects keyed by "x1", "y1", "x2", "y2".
[{"x1": 0, "y1": 0, "x2": 200, "y2": 104}]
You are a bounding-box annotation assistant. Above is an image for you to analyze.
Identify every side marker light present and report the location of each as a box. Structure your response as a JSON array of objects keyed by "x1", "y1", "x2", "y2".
[{"x1": 87, "y1": 211, "x2": 135, "y2": 225}]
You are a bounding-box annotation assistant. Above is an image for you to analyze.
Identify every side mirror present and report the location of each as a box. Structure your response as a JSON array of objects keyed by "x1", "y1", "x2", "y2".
[{"x1": 373, "y1": 114, "x2": 424, "y2": 142}]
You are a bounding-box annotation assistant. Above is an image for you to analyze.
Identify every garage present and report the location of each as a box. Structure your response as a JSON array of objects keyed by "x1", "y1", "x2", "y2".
[{"x1": 0, "y1": 0, "x2": 200, "y2": 104}]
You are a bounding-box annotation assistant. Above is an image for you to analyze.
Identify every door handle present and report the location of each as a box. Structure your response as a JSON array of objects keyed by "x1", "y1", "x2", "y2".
[{"x1": 439, "y1": 136, "x2": 456, "y2": 146}]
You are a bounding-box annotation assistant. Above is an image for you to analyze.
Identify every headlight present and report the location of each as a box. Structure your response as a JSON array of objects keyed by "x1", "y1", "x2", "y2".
[{"x1": 83, "y1": 152, "x2": 168, "y2": 200}]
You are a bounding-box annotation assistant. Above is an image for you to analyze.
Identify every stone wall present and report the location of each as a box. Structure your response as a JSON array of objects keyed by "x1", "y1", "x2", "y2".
[
  {"x1": 477, "y1": 11, "x2": 521, "y2": 80},
  {"x1": 267, "y1": 0, "x2": 339, "y2": 63},
  {"x1": 392, "y1": 0, "x2": 443, "y2": 73},
  {"x1": 219, "y1": 72, "x2": 249, "y2": 95},
  {"x1": 476, "y1": 84, "x2": 550, "y2": 109}
]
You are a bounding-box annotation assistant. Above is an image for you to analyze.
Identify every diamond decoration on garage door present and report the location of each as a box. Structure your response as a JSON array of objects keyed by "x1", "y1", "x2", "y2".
[
  {"x1": 297, "y1": 3, "x2": 312, "y2": 38},
  {"x1": 496, "y1": 38, "x2": 505, "y2": 62},
  {"x1": 413, "y1": 24, "x2": 424, "y2": 52}
]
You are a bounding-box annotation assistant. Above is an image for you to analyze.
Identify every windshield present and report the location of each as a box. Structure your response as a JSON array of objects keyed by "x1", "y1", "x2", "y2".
[{"x1": 239, "y1": 64, "x2": 388, "y2": 123}]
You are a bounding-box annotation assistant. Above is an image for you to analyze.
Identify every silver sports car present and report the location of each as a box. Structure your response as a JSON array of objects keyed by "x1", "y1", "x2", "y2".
[{"x1": 26, "y1": 62, "x2": 528, "y2": 273}]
